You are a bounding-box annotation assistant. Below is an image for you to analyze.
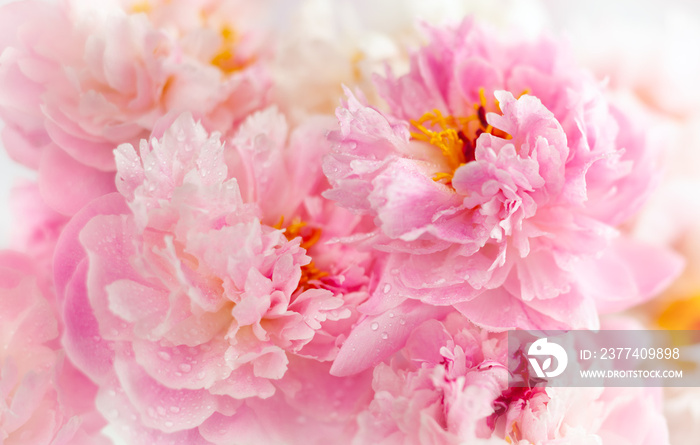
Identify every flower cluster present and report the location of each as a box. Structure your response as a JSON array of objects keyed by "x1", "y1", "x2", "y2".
[{"x1": 0, "y1": 1, "x2": 685, "y2": 444}]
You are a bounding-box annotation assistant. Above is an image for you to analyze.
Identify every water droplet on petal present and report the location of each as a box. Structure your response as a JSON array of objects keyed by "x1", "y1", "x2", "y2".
[
  {"x1": 382, "y1": 283, "x2": 391, "y2": 294},
  {"x1": 179, "y1": 363, "x2": 192, "y2": 373},
  {"x1": 169, "y1": 406, "x2": 180, "y2": 413},
  {"x1": 399, "y1": 318, "x2": 406, "y2": 325},
  {"x1": 388, "y1": 312, "x2": 395, "y2": 318},
  {"x1": 158, "y1": 351, "x2": 171, "y2": 361},
  {"x1": 370, "y1": 322, "x2": 379, "y2": 331},
  {"x1": 381, "y1": 332, "x2": 388, "y2": 340}
]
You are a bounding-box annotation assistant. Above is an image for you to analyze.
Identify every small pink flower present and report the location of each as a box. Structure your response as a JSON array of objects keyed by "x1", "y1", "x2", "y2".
[
  {"x1": 0, "y1": 251, "x2": 106, "y2": 445},
  {"x1": 322, "y1": 18, "x2": 682, "y2": 369},
  {"x1": 55, "y1": 111, "x2": 371, "y2": 440},
  {"x1": 352, "y1": 311, "x2": 669, "y2": 444},
  {"x1": 0, "y1": 0, "x2": 269, "y2": 215}
]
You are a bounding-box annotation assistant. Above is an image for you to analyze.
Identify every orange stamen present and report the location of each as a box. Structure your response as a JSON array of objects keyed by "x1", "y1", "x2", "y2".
[
  {"x1": 275, "y1": 216, "x2": 328, "y2": 291},
  {"x1": 210, "y1": 25, "x2": 253, "y2": 74}
]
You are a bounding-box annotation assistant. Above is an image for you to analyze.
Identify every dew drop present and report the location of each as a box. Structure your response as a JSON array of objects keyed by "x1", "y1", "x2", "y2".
[
  {"x1": 179, "y1": 363, "x2": 192, "y2": 373},
  {"x1": 158, "y1": 351, "x2": 171, "y2": 361},
  {"x1": 399, "y1": 318, "x2": 406, "y2": 325},
  {"x1": 169, "y1": 406, "x2": 180, "y2": 413},
  {"x1": 382, "y1": 283, "x2": 391, "y2": 294},
  {"x1": 370, "y1": 322, "x2": 379, "y2": 331},
  {"x1": 381, "y1": 332, "x2": 389, "y2": 340},
  {"x1": 157, "y1": 406, "x2": 166, "y2": 416},
  {"x1": 388, "y1": 312, "x2": 395, "y2": 318}
]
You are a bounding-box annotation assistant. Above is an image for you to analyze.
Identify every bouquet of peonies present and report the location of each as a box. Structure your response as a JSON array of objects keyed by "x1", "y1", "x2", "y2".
[{"x1": 0, "y1": 0, "x2": 695, "y2": 444}]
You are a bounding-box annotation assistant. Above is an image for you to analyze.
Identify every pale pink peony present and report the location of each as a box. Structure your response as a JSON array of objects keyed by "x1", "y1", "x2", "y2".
[
  {"x1": 8, "y1": 181, "x2": 69, "y2": 276},
  {"x1": 55, "y1": 112, "x2": 372, "y2": 441},
  {"x1": 0, "y1": 0, "x2": 270, "y2": 215},
  {"x1": 0, "y1": 250, "x2": 107, "y2": 445},
  {"x1": 352, "y1": 311, "x2": 669, "y2": 444},
  {"x1": 323, "y1": 19, "x2": 682, "y2": 370}
]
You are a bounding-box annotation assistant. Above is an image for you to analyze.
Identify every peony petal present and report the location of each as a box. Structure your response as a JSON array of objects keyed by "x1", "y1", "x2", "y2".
[{"x1": 330, "y1": 300, "x2": 450, "y2": 377}]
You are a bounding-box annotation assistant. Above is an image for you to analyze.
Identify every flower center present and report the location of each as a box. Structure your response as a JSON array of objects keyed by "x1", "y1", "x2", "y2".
[
  {"x1": 210, "y1": 25, "x2": 252, "y2": 74},
  {"x1": 657, "y1": 295, "x2": 700, "y2": 329},
  {"x1": 130, "y1": 1, "x2": 151, "y2": 14},
  {"x1": 409, "y1": 88, "x2": 522, "y2": 185},
  {"x1": 488, "y1": 386, "x2": 546, "y2": 443},
  {"x1": 274, "y1": 216, "x2": 328, "y2": 292}
]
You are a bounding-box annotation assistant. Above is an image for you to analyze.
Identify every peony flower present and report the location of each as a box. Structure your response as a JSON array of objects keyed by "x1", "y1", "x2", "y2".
[
  {"x1": 0, "y1": 250, "x2": 107, "y2": 445},
  {"x1": 8, "y1": 181, "x2": 69, "y2": 275},
  {"x1": 55, "y1": 111, "x2": 372, "y2": 441},
  {"x1": 352, "y1": 311, "x2": 670, "y2": 444},
  {"x1": 0, "y1": 0, "x2": 270, "y2": 215},
  {"x1": 322, "y1": 19, "x2": 682, "y2": 374},
  {"x1": 270, "y1": 0, "x2": 547, "y2": 124}
]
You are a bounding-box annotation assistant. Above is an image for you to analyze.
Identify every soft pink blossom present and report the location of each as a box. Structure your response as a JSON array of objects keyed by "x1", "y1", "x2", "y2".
[
  {"x1": 0, "y1": 0, "x2": 269, "y2": 215},
  {"x1": 322, "y1": 19, "x2": 682, "y2": 362},
  {"x1": 55, "y1": 112, "x2": 372, "y2": 441},
  {"x1": 8, "y1": 181, "x2": 69, "y2": 275},
  {"x1": 352, "y1": 311, "x2": 669, "y2": 444},
  {"x1": 0, "y1": 251, "x2": 107, "y2": 445}
]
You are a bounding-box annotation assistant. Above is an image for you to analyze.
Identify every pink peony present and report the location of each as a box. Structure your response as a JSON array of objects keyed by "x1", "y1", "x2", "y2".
[
  {"x1": 322, "y1": 18, "x2": 682, "y2": 370},
  {"x1": 352, "y1": 311, "x2": 669, "y2": 444},
  {"x1": 55, "y1": 111, "x2": 372, "y2": 441},
  {"x1": 0, "y1": 250, "x2": 107, "y2": 445},
  {"x1": 0, "y1": 0, "x2": 270, "y2": 215},
  {"x1": 8, "y1": 181, "x2": 69, "y2": 276}
]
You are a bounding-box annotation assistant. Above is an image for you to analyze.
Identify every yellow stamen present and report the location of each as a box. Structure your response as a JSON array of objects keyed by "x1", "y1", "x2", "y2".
[
  {"x1": 657, "y1": 295, "x2": 700, "y2": 330},
  {"x1": 275, "y1": 216, "x2": 329, "y2": 291},
  {"x1": 211, "y1": 25, "x2": 251, "y2": 74},
  {"x1": 432, "y1": 172, "x2": 455, "y2": 183},
  {"x1": 300, "y1": 261, "x2": 329, "y2": 285},
  {"x1": 409, "y1": 87, "x2": 525, "y2": 185},
  {"x1": 479, "y1": 86, "x2": 488, "y2": 109},
  {"x1": 131, "y1": 1, "x2": 151, "y2": 13},
  {"x1": 410, "y1": 109, "x2": 467, "y2": 171}
]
